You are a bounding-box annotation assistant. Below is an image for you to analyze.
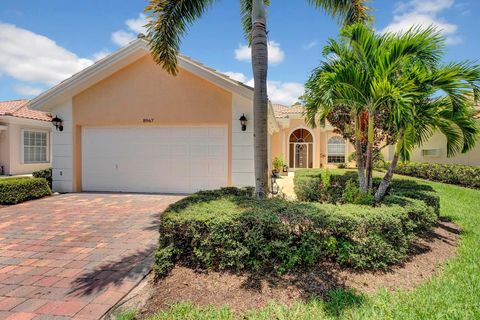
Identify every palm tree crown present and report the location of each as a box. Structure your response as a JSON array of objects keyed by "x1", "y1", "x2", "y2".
[{"x1": 303, "y1": 23, "x2": 480, "y2": 200}]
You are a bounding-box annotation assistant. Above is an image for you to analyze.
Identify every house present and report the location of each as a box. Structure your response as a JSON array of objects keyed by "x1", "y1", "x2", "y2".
[
  {"x1": 0, "y1": 99, "x2": 52, "y2": 176},
  {"x1": 29, "y1": 38, "x2": 276, "y2": 193},
  {"x1": 29, "y1": 38, "x2": 479, "y2": 193},
  {"x1": 405, "y1": 104, "x2": 480, "y2": 166},
  {"x1": 270, "y1": 104, "x2": 354, "y2": 169},
  {"x1": 271, "y1": 103, "x2": 480, "y2": 168}
]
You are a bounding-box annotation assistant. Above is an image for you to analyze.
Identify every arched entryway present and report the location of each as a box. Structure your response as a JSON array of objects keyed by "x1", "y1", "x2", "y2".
[{"x1": 289, "y1": 128, "x2": 314, "y2": 169}]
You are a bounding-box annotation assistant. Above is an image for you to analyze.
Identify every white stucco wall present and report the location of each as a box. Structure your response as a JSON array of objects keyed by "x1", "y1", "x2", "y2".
[
  {"x1": 51, "y1": 99, "x2": 74, "y2": 192},
  {"x1": 231, "y1": 93, "x2": 255, "y2": 187}
]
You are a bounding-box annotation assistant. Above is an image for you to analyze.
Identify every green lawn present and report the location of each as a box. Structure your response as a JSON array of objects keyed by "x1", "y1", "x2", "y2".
[{"x1": 128, "y1": 176, "x2": 480, "y2": 320}]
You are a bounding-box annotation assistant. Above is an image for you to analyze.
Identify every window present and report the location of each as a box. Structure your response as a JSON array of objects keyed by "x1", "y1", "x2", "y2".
[
  {"x1": 23, "y1": 130, "x2": 48, "y2": 163},
  {"x1": 327, "y1": 136, "x2": 346, "y2": 163},
  {"x1": 422, "y1": 149, "x2": 441, "y2": 157}
]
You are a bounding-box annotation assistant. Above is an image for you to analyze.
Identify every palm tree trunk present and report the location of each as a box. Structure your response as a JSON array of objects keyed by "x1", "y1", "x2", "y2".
[
  {"x1": 365, "y1": 112, "x2": 374, "y2": 190},
  {"x1": 251, "y1": 0, "x2": 269, "y2": 199},
  {"x1": 355, "y1": 116, "x2": 367, "y2": 192},
  {"x1": 374, "y1": 151, "x2": 399, "y2": 202}
]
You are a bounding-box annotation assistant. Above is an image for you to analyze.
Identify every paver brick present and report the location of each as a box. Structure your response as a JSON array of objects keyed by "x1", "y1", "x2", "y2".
[{"x1": 0, "y1": 193, "x2": 182, "y2": 319}]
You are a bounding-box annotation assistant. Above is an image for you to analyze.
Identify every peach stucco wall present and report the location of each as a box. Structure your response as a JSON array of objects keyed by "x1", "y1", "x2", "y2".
[
  {"x1": 72, "y1": 55, "x2": 233, "y2": 191},
  {"x1": 270, "y1": 119, "x2": 355, "y2": 169},
  {"x1": 0, "y1": 126, "x2": 9, "y2": 174}
]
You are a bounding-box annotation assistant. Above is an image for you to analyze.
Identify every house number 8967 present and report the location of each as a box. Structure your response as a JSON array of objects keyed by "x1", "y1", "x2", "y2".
[{"x1": 143, "y1": 118, "x2": 154, "y2": 123}]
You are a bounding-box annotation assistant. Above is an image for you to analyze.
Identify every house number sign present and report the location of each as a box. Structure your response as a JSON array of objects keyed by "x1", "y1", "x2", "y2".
[{"x1": 143, "y1": 118, "x2": 154, "y2": 123}]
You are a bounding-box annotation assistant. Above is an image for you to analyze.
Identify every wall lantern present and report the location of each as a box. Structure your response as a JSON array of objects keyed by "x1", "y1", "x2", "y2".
[
  {"x1": 52, "y1": 115, "x2": 63, "y2": 132},
  {"x1": 239, "y1": 113, "x2": 247, "y2": 131}
]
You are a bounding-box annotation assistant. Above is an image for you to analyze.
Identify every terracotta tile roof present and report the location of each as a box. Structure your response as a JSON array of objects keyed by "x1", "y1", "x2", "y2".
[
  {"x1": 272, "y1": 103, "x2": 304, "y2": 118},
  {"x1": 0, "y1": 99, "x2": 51, "y2": 122}
]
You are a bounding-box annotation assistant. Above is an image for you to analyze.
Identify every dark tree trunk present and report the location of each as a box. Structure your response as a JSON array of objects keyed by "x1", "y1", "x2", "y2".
[
  {"x1": 374, "y1": 151, "x2": 399, "y2": 202},
  {"x1": 355, "y1": 136, "x2": 367, "y2": 193},
  {"x1": 355, "y1": 116, "x2": 367, "y2": 192},
  {"x1": 251, "y1": 0, "x2": 269, "y2": 199},
  {"x1": 365, "y1": 113, "x2": 374, "y2": 190}
]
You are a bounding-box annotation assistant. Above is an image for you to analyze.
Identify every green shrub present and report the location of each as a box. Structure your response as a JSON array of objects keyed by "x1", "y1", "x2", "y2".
[
  {"x1": 294, "y1": 169, "x2": 358, "y2": 203},
  {"x1": 33, "y1": 168, "x2": 52, "y2": 189},
  {"x1": 0, "y1": 178, "x2": 51, "y2": 205},
  {"x1": 390, "y1": 162, "x2": 480, "y2": 189},
  {"x1": 154, "y1": 186, "x2": 437, "y2": 277},
  {"x1": 272, "y1": 157, "x2": 284, "y2": 172},
  {"x1": 348, "y1": 152, "x2": 385, "y2": 169}
]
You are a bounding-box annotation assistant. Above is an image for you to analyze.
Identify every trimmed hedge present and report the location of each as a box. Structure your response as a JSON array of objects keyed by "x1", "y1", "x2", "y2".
[
  {"x1": 0, "y1": 177, "x2": 51, "y2": 205},
  {"x1": 33, "y1": 168, "x2": 52, "y2": 189},
  {"x1": 154, "y1": 183, "x2": 438, "y2": 276},
  {"x1": 390, "y1": 162, "x2": 480, "y2": 189},
  {"x1": 294, "y1": 169, "x2": 440, "y2": 214},
  {"x1": 293, "y1": 169, "x2": 360, "y2": 204}
]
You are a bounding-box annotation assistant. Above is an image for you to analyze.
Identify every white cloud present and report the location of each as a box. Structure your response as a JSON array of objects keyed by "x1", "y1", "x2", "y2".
[
  {"x1": 0, "y1": 22, "x2": 93, "y2": 85},
  {"x1": 223, "y1": 71, "x2": 304, "y2": 106},
  {"x1": 111, "y1": 13, "x2": 147, "y2": 47},
  {"x1": 234, "y1": 41, "x2": 285, "y2": 65},
  {"x1": 126, "y1": 13, "x2": 147, "y2": 34},
  {"x1": 223, "y1": 71, "x2": 248, "y2": 83},
  {"x1": 303, "y1": 41, "x2": 318, "y2": 50},
  {"x1": 267, "y1": 81, "x2": 304, "y2": 106},
  {"x1": 111, "y1": 30, "x2": 136, "y2": 47},
  {"x1": 383, "y1": 0, "x2": 461, "y2": 45},
  {"x1": 14, "y1": 85, "x2": 43, "y2": 97},
  {"x1": 92, "y1": 49, "x2": 110, "y2": 61}
]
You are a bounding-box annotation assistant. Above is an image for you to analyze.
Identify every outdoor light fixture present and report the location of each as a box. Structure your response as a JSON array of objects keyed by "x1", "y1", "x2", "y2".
[
  {"x1": 52, "y1": 115, "x2": 63, "y2": 132},
  {"x1": 239, "y1": 113, "x2": 247, "y2": 131}
]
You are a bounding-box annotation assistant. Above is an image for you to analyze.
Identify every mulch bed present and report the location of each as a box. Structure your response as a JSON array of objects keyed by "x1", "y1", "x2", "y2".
[{"x1": 139, "y1": 219, "x2": 460, "y2": 316}]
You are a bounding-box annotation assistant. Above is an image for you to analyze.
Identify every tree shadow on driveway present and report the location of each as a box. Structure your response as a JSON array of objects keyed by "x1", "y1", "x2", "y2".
[{"x1": 69, "y1": 245, "x2": 156, "y2": 297}]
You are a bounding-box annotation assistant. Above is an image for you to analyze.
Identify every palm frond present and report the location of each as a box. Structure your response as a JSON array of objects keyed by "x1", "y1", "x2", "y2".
[
  {"x1": 240, "y1": 0, "x2": 270, "y2": 45},
  {"x1": 307, "y1": 0, "x2": 372, "y2": 26},
  {"x1": 145, "y1": 0, "x2": 216, "y2": 75}
]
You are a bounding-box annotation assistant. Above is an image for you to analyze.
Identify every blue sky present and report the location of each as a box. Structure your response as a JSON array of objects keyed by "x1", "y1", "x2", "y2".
[{"x1": 0, "y1": 0, "x2": 478, "y2": 105}]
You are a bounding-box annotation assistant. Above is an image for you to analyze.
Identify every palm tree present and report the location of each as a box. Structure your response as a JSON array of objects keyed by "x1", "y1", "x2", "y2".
[
  {"x1": 303, "y1": 23, "x2": 480, "y2": 199},
  {"x1": 144, "y1": 0, "x2": 370, "y2": 199},
  {"x1": 374, "y1": 62, "x2": 480, "y2": 201}
]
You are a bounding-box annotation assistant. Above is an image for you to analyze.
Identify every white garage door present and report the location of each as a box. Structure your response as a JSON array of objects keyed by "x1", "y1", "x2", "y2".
[{"x1": 82, "y1": 126, "x2": 228, "y2": 193}]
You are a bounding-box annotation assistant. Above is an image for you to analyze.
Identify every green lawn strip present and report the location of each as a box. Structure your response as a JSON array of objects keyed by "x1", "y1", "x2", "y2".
[{"x1": 129, "y1": 177, "x2": 479, "y2": 320}]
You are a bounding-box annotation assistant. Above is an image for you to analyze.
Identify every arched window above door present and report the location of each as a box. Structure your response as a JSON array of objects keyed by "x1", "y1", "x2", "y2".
[{"x1": 289, "y1": 129, "x2": 313, "y2": 143}]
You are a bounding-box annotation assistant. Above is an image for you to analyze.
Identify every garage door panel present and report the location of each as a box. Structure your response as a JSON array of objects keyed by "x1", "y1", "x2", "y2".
[
  {"x1": 82, "y1": 127, "x2": 227, "y2": 193},
  {"x1": 209, "y1": 127, "x2": 226, "y2": 138}
]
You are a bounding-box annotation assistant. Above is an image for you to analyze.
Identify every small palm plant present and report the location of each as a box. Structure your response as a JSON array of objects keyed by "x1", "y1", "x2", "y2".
[
  {"x1": 144, "y1": 0, "x2": 370, "y2": 198},
  {"x1": 303, "y1": 23, "x2": 480, "y2": 201}
]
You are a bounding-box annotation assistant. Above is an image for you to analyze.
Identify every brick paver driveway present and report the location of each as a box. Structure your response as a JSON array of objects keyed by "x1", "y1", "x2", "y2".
[{"x1": 0, "y1": 193, "x2": 182, "y2": 320}]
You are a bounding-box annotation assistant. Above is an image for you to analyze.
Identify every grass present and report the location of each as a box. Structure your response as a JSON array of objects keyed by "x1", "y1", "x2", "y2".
[{"x1": 119, "y1": 173, "x2": 480, "y2": 320}]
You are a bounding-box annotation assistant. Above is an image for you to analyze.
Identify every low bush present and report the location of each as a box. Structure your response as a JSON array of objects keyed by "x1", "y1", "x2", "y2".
[
  {"x1": 294, "y1": 169, "x2": 375, "y2": 204},
  {"x1": 294, "y1": 169, "x2": 440, "y2": 211},
  {"x1": 33, "y1": 168, "x2": 52, "y2": 189},
  {"x1": 0, "y1": 177, "x2": 51, "y2": 205},
  {"x1": 390, "y1": 162, "x2": 480, "y2": 189},
  {"x1": 154, "y1": 184, "x2": 437, "y2": 276}
]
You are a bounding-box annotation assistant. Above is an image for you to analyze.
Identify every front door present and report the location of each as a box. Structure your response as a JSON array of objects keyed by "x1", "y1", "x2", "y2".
[{"x1": 294, "y1": 143, "x2": 309, "y2": 168}]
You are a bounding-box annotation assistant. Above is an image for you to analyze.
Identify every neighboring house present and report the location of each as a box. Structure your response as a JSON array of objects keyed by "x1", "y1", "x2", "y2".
[
  {"x1": 270, "y1": 104, "x2": 354, "y2": 169},
  {"x1": 404, "y1": 104, "x2": 480, "y2": 166},
  {"x1": 0, "y1": 99, "x2": 52, "y2": 175},
  {"x1": 30, "y1": 38, "x2": 278, "y2": 193}
]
